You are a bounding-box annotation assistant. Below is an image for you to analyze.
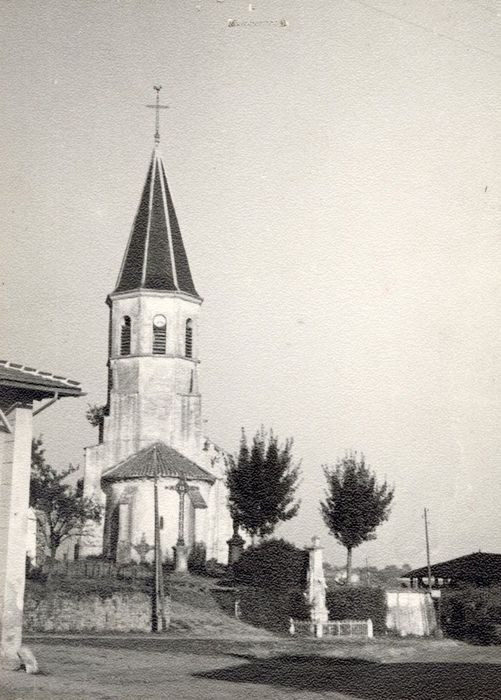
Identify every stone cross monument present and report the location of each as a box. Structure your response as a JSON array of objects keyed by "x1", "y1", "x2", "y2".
[{"x1": 166, "y1": 476, "x2": 190, "y2": 573}]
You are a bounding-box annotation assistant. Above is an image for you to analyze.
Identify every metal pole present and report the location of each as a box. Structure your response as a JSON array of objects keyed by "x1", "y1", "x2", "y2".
[{"x1": 153, "y1": 447, "x2": 166, "y2": 631}]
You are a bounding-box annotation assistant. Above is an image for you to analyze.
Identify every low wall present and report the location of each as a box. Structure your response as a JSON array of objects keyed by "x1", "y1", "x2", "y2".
[{"x1": 24, "y1": 590, "x2": 166, "y2": 633}]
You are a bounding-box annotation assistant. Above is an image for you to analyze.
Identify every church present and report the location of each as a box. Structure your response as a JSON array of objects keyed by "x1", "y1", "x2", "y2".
[{"x1": 81, "y1": 111, "x2": 234, "y2": 565}]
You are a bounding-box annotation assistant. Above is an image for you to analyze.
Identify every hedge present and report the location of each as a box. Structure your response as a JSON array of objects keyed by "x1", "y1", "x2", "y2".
[
  {"x1": 238, "y1": 587, "x2": 309, "y2": 632},
  {"x1": 326, "y1": 586, "x2": 387, "y2": 635},
  {"x1": 441, "y1": 585, "x2": 501, "y2": 645}
]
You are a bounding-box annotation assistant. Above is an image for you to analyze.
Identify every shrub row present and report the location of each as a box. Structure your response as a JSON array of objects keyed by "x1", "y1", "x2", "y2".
[
  {"x1": 326, "y1": 586, "x2": 387, "y2": 635},
  {"x1": 229, "y1": 539, "x2": 388, "y2": 635},
  {"x1": 238, "y1": 587, "x2": 309, "y2": 632}
]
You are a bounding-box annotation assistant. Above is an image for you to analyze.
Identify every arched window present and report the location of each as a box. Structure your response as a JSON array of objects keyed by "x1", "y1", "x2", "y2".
[
  {"x1": 185, "y1": 319, "x2": 193, "y2": 358},
  {"x1": 120, "y1": 316, "x2": 131, "y2": 356},
  {"x1": 152, "y1": 315, "x2": 167, "y2": 354}
]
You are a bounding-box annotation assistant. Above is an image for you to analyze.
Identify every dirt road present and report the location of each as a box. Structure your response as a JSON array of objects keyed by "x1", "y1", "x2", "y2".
[{"x1": 2, "y1": 635, "x2": 501, "y2": 700}]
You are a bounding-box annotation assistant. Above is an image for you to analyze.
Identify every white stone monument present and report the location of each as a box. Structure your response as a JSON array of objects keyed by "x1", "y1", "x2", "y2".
[{"x1": 306, "y1": 536, "x2": 329, "y2": 637}]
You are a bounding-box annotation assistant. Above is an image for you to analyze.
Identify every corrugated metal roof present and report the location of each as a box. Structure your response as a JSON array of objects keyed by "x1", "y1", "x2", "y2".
[
  {"x1": 114, "y1": 149, "x2": 199, "y2": 298},
  {"x1": 101, "y1": 442, "x2": 215, "y2": 483}
]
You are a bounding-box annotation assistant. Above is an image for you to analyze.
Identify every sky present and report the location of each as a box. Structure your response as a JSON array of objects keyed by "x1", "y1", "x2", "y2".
[{"x1": 2, "y1": 0, "x2": 501, "y2": 569}]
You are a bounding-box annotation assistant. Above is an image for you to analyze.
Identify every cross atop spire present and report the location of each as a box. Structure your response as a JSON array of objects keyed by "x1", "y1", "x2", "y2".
[{"x1": 146, "y1": 85, "x2": 169, "y2": 146}]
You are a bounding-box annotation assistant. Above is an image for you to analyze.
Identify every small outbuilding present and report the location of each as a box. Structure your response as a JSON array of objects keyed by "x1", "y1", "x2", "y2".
[
  {"x1": 0, "y1": 361, "x2": 83, "y2": 664},
  {"x1": 403, "y1": 552, "x2": 501, "y2": 588}
]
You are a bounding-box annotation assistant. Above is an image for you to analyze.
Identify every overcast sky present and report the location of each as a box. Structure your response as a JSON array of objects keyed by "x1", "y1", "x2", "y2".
[{"x1": 2, "y1": 0, "x2": 501, "y2": 568}]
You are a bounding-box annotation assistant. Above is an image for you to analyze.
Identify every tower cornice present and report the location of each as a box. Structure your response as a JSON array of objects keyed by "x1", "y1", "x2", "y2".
[
  {"x1": 107, "y1": 288, "x2": 203, "y2": 306},
  {"x1": 109, "y1": 353, "x2": 201, "y2": 364}
]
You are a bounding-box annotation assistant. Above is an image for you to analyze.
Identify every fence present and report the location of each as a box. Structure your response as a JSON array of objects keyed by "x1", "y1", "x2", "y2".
[{"x1": 289, "y1": 618, "x2": 373, "y2": 639}]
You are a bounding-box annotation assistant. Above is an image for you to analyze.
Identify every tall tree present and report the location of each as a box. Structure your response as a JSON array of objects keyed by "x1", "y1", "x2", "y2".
[
  {"x1": 320, "y1": 453, "x2": 394, "y2": 584},
  {"x1": 227, "y1": 428, "x2": 300, "y2": 543},
  {"x1": 30, "y1": 436, "x2": 103, "y2": 562}
]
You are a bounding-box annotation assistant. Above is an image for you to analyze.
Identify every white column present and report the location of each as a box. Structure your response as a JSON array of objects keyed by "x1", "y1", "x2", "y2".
[
  {"x1": 307, "y1": 536, "x2": 329, "y2": 626},
  {"x1": 0, "y1": 406, "x2": 33, "y2": 661}
]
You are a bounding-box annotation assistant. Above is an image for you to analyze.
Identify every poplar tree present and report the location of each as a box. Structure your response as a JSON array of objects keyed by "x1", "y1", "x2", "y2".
[
  {"x1": 320, "y1": 453, "x2": 394, "y2": 584},
  {"x1": 227, "y1": 428, "x2": 301, "y2": 543}
]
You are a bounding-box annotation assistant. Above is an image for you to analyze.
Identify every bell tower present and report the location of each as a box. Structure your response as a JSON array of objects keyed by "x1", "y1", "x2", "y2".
[
  {"x1": 82, "y1": 88, "x2": 234, "y2": 564},
  {"x1": 100, "y1": 89, "x2": 202, "y2": 465}
]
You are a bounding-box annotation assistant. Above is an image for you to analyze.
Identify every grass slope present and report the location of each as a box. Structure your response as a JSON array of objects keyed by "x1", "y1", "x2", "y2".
[{"x1": 169, "y1": 575, "x2": 273, "y2": 638}]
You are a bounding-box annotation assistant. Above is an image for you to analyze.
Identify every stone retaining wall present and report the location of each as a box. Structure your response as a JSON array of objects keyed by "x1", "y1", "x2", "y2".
[{"x1": 24, "y1": 590, "x2": 167, "y2": 632}]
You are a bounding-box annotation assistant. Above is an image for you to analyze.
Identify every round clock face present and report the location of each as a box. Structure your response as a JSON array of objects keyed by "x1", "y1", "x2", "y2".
[{"x1": 153, "y1": 315, "x2": 167, "y2": 328}]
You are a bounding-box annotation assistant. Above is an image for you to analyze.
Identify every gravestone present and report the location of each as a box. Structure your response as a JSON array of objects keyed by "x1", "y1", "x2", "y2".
[{"x1": 133, "y1": 533, "x2": 154, "y2": 564}]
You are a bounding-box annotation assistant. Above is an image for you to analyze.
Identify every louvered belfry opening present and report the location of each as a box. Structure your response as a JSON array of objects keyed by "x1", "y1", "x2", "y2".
[
  {"x1": 120, "y1": 316, "x2": 131, "y2": 356},
  {"x1": 185, "y1": 319, "x2": 193, "y2": 358},
  {"x1": 152, "y1": 315, "x2": 167, "y2": 354}
]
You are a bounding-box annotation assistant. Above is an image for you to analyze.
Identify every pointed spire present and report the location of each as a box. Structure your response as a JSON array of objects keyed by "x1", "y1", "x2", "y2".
[{"x1": 114, "y1": 148, "x2": 199, "y2": 298}]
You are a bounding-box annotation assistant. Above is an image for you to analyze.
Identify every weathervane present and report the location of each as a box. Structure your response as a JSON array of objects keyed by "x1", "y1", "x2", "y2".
[{"x1": 146, "y1": 85, "x2": 169, "y2": 147}]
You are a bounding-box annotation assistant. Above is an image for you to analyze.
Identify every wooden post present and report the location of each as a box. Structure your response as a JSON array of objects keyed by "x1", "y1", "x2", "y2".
[{"x1": 424, "y1": 507, "x2": 432, "y2": 593}]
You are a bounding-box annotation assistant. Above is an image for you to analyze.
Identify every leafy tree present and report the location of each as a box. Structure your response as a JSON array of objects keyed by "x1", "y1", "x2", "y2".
[
  {"x1": 30, "y1": 436, "x2": 103, "y2": 562},
  {"x1": 226, "y1": 429, "x2": 257, "y2": 537},
  {"x1": 320, "y1": 453, "x2": 394, "y2": 584},
  {"x1": 227, "y1": 428, "x2": 301, "y2": 543},
  {"x1": 85, "y1": 403, "x2": 107, "y2": 443},
  {"x1": 85, "y1": 404, "x2": 106, "y2": 427}
]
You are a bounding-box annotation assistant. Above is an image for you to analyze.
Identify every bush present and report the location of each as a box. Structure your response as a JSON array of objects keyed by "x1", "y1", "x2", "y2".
[
  {"x1": 205, "y1": 558, "x2": 227, "y2": 578},
  {"x1": 162, "y1": 555, "x2": 174, "y2": 573},
  {"x1": 441, "y1": 585, "x2": 501, "y2": 644},
  {"x1": 188, "y1": 542, "x2": 207, "y2": 575},
  {"x1": 26, "y1": 565, "x2": 48, "y2": 584},
  {"x1": 232, "y1": 539, "x2": 309, "y2": 591},
  {"x1": 326, "y1": 586, "x2": 387, "y2": 635}
]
